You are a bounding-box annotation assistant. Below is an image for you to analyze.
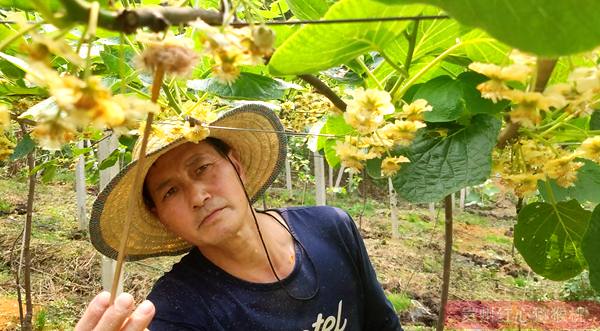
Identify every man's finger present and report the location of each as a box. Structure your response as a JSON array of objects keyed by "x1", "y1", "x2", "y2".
[
  {"x1": 121, "y1": 300, "x2": 155, "y2": 331},
  {"x1": 92, "y1": 293, "x2": 135, "y2": 331},
  {"x1": 75, "y1": 292, "x2": 111, "y2": 331}
]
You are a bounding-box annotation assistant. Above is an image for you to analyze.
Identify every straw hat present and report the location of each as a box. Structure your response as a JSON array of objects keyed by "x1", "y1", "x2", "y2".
[{"x1": 89, "y1": 104, "x2": 287, "y2": 261}]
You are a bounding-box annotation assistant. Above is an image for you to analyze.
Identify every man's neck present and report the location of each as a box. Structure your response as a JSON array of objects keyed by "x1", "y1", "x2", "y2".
[{"x1": 197, "y1": 210, "x2": 296, "y2": 283}]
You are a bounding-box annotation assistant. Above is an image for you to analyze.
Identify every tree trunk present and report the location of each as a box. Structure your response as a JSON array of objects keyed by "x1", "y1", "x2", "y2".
[
  {"x1": 436, "y1": 195, "x2": 454, "y2": 331},
  {"x1": 21, "y1": 128, "x2": 36, "y2": 331}
]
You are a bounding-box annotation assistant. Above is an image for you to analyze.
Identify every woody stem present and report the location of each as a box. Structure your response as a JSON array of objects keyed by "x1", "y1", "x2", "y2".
[{"x1": 110, "y1": 65, "x2": 165, "y2": 303}]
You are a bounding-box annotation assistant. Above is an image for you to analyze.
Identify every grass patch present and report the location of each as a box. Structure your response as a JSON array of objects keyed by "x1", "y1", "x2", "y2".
[
  {"x1": 387, "y1": 292, "x2": 412, "y2": 312},
  {"x1": 458, "y1": 213, "x2": 489, "y2": 226},
  {"x1": 485, "y1": 234, "x2": 512, "y2": 246},
  {"x1": 0, "y1": 198, "x2": 11, "y2": 213}
]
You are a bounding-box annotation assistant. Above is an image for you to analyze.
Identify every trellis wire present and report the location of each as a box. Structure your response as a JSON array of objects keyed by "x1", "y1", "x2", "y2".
[{"x1": 0, "y1": 14, "x2": 450, "y2": 27}]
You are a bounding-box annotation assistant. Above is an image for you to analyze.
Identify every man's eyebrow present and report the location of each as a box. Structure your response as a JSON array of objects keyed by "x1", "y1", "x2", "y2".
[
  {"x1": 184, "y1": 153, "x2": 210, "y2": 167},
  {"x1": 154, "y1": 178, "x2": 173, "y2": 195}
]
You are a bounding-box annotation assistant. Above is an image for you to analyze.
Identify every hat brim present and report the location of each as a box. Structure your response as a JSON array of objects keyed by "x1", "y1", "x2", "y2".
[{"x1": 89, "y1": 104, "x2": 286, "y2": 261}]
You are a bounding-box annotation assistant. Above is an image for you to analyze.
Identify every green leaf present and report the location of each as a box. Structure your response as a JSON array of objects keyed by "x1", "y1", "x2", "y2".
[
  {"x1": 380, "y1": 6, "x2": 463, "y2": 66},
  {"x1": 318, "y1": 114, "x2": 355, "y2": 167},
  {"x1": 515, "y1": 200, "x2": 591, "y2": 281},
  {"x1": 0, "y1": 83, "x2": 46, "y2": 96},
  {"x1": 0, "y1": 52, "x2": 33, "y2": 75},
  {"x1": 9, "y1": 134, "x2": 35, "y2": 161},
  {"x1": 407, "y1": 72, "x2": 507, "y2": 122},
  {"x1": 269, "y1": 0, "x2": 423, "y2": 75},
  {"x1": 582, "y1": 204, "x2": 600, "y2": 293},
  {"x1": 392, "y1": 114, "x2": 501, "y2": 202},
  {"x1": 41, "y1": 163, "x2": 57, "y2": 183},
  {"x1": 98, "y1": 150, "x2": 119, "y2": 170},
  {"x1": 460, "y1": 29, "x2": 510, "y2": 65},
  {"x1": 285, "y1": 0, "x2": 330, "y2": 19},
  {"x1": 99, "y1": 50, "x2": 138, "y2": 82},
  {"x1": 187, "y1": 72, "x2": 299, "y2": 100},
  {"x1": 538, "y1": 159, "x2": 600, "y2": 204},
  {"x1": 412, "y1": 75, "x2": 466, "y2": 122},
  {"x1": 591, "y1": 110, "x2": 600, "y2": 131},
  {"x1": 376, "y1": 0, "x2": 600, "y2": 56}
]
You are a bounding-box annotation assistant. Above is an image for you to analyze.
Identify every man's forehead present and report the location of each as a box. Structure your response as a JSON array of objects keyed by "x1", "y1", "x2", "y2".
[{"x1": 146, "y1": 141, "x2": 218, "y2": 182}]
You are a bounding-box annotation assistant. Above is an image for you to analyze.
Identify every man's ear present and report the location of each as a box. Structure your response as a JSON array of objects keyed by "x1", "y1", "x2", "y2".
[{"x1": 227, "y1": 149, "x2": 246, "y2": 182}]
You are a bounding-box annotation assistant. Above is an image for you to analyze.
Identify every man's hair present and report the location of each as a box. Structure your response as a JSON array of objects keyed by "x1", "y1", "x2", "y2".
[{"x1": 142, "y1": 137, "x2": 231, "y2": 208}]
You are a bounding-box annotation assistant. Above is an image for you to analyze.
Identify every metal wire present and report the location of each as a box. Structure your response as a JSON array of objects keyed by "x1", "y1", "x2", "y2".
[
  {"x1": 231, "y1": 15, "x2": 451, "y2": 27},
  {"x1": 0, "y1": 15, "x2": 450, "y2": 27}
]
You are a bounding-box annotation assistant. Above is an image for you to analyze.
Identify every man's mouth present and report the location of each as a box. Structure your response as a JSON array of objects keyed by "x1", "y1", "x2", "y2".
[{"x1": 200, "y1": 207, "x2": 225, "y2": 226}]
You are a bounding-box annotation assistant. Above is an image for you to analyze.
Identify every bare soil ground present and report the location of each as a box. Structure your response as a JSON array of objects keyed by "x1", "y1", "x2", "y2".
[{"x1": 0, "y1": 177, "x2": 580, "y2": 330}]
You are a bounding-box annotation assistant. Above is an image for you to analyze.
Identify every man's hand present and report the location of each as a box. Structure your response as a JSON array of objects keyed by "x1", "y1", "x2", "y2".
[{"x1": 75, "y1": 292, "x2": 155, "y2": 331}]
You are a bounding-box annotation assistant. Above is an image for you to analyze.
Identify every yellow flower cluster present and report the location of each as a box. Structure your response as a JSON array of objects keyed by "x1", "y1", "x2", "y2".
[
  {"x1": 192, "y1": 21, "x2": 275, "y2": 84},
  {"x1": 25, "y1": 63, "x2": 159, "y2": 150},
  {"x1": 0, "y1": 105, "x2": 9, "y2": 132},
  {"x1": 472, "y1": 51, "x2": 600, "y2": 127},
  {"x1": 0, "y1": 134, "x2": 14, "y2": 161},
  {"x1": 542, "y1": 154, "x2": 584, "y2": 188},
  {"x1": 335, "y1": 90, "x2": 430, "y2": 176},
  {"x1": 144, "y1": 102, "x2": 217, "y2": 144},
  {"x1": 279, "y1": 92, "x2": 333, "y2": 132},
  {"x1": 343, "y1": 88, "x2": 395, "y2": 134},
  {"x1": 577, "y1": 136, "x2": 600, "y2": 163},
  {"x1": 381, "y1": 156, "x2": 410, "y2": 177},
  {"x1": 0, "y1": 105, "x2": 13, "y2": 161},
  {"x1": 494, "y1": 139, "x2": 585, "y2": 197}
]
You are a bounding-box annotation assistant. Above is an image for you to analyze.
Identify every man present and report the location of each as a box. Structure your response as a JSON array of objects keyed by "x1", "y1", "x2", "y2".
[{"x1": 77, "y1": 104, "x2": 402, "y2": 331}]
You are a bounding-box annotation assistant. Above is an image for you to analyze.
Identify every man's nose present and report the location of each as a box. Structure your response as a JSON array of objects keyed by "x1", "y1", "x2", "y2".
[{"x1": 187, "y1": 182, "x2": 211, "y2": 209}]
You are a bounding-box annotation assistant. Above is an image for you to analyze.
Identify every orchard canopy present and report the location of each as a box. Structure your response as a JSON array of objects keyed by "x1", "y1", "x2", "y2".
[{"x1": 1, "y1": 0, "x2": 600, "y2": 294}]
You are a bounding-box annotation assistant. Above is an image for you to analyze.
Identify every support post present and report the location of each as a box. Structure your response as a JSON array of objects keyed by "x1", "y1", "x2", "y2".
[
  {"x1": 459, "y1": 188, "x2": 466, "y2": 211},
  {"x1": 75, "y1": 140, "x2": 87, "y2": 230},
  {"x1": 285, "y1": 155, "x2": 292, "y2": 192},
  {"x1": 98, "y1": 133, "x2": 124, "y2": 293},
  {"x1": 388, "y1": 178, "x2": 399, "y2": 239},
  {"x1": 313, "y1": 152, "x2": 326, "y2": 205}
]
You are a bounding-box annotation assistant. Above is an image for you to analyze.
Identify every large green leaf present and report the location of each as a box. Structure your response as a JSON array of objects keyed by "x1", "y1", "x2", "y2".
[
  {"x1": 379, "y1": 7, "x2": 463, "y2": 66},
  {"x1": 392, "y1": 114, "x2": 501, "y2": 202},
  {"x1": 538, "y1": 159, "x2": 600, "y2": 204},
  {"x1": 269, "y1": 0, "x2": 423, "y2": 75},
  {"x1": 186, "y1": 72, "x2": 299, "y2": 100},
  {"x1": 285, "y1": 0, "x2": 330, "y2": 19},
  {"x1": 318, "y1": 114, "x2": 355, "y2": 167},
  {"x1": 412, "y1": 75, "x2": 465, "y2": 122},
  {"x1": 407, "y1": 72, "x2": 508, "y2": 122},
  {"x1": 582, "y1": 204, "x2": 600, "y2": 293},
  {"x1": 459, "y1": 29, "x2": 510, "y2": 65},
  {"x1": 515, "y1": 200, "x2": 591, "y2": 281},
  {"x1": 376, "y1": 0, "x2": 600, "y2": 56}
]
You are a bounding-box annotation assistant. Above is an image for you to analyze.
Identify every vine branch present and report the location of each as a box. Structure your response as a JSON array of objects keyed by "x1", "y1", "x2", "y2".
[{"x1": 299, "y1": 74, "x2": 347, "y2": 111}]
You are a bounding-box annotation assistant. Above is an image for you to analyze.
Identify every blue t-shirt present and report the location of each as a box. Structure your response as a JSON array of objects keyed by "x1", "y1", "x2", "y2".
[{"x1": 147, "y1": 206, "x2": 402, "y2": 331}]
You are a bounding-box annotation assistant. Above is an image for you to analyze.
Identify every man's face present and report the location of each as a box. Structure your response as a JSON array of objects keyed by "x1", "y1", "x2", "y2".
[{"x1": 145, "y1": 141, "x2": 250, "y2": 248}]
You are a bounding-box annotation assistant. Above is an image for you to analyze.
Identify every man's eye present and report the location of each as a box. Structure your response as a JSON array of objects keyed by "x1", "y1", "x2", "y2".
[
  {"x1": 195, "y1": 164, "x2": 210, "y2": 175},
  {"x1": 163, "y1": 187, "x2": 177, "y2": 200}
]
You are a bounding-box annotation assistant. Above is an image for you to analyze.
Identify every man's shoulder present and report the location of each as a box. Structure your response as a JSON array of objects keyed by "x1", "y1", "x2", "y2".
[
  {"x1": 282, "y1": 205, "x2": 352, "y2": 224},
  {"x1": 280, "y1": 206, "x2": 357, "y2": 239}
]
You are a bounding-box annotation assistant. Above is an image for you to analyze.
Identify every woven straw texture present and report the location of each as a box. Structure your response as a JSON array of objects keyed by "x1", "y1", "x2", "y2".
[{"x1": 89, "y1": 104, "x2": 286, "y2": 261}]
